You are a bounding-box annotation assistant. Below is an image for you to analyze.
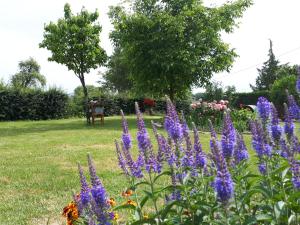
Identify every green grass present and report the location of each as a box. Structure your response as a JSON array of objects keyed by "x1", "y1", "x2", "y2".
[{"x1": 0, "y1": 116, "x2": 276, "y2": 224}]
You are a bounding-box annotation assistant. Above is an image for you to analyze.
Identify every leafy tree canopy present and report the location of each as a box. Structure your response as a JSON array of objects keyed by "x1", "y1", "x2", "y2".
[
  {"x1": 40, "y1": 3, "x2": 107, "y2": 122},
  {"x1": 109, "y1": 0, "x2": 252, "y2": 100},
  {"x1": 100, "y1": 47, "x2": 134, "y2": 95},
  {"x1": 11, "y1": 57, "x2": 46, "y2": 89}
]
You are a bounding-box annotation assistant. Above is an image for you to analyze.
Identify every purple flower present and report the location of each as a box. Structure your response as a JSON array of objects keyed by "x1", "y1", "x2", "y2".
[
  {"x1": 250, "y1": 120, "x2": 272, "y2": 157},
  {"x1": 258, "y1": 162, "x2": 267, "y2": 175},
  {"x1": 87, "y1": 155, "x2": 112, "y2": 224},
  {"x1": 291, "y1": 135, "x2": 300, "y2": 154},
  {"x1": 211, "y1": 138, "x2": 234, "y2": 204},
  {"x1": 233, "y1": 133, "x2": 249, "y2": 164},
  {"x1": 296, "y1": 66, "x2": 300, "y2": 93},
  {"x1": 115, "y1": 140, "x2": 129, "y2": 176},
  {"x1": 284, "y1": 103, "x2": 294, "y2": 139},
  {"x1": 257, "y1": 97, "x2": 271, "y2": 123},
  {"x1": 78, "y1": 163, "x2": 91, "y2": 207},
  {"x1": 164, "y1": 98, "x2": 183, "y2": 140},
  {"x1": 287, "y1": 94, "x2": 300, "y2": 120},
  {"x1": 221, "y1": 112, "x2": 236, "y2": 160},
  {"x1": 192, "y1": 123, "x2": 206, "y2": 168},
  {"x1": 214, "y1": 171, "x2": 234, "y2": 204},
  {"x1": 121, "y1": 142, "x2": 143, "y2": 178},
  {"x1": 121, "y1": 110, "x2": 132, "y2": 150},
  {"x1": 290, "y1": 160, "x2": 300, "y2": 189},
  {"x1": 270, "y1": 104, "x2": 282, "y2": 142}
]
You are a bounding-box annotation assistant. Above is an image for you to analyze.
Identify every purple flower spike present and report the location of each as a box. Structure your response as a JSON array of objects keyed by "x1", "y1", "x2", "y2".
[
  {"x1": 258, "y1": 162, "x2": 267, "y2": 175},
  {"x1": 164, "y1": 97, "x2": 183, "y2": 141},
  {"x1": 121, "y1": 110, "x2": 132, "y2": 150},
  {"x1": 287, "y1": 94, "x2": 300, "y2": 120},
  {"x1": 270, "y1": 104, "x2": 282, "y2": 142},
  {"x1": 115, "y1": 140, "x2": 129, "y2": 176},
  {"x1": 221, "y1": 112, "x2": 236, "y2": 160},
  {"x1": 192, "y1": 123, "x2": 206, "y2": 168},
  {"x1": 284, "y1": 103, "x2": 294, "y2": 139},
  {"x1": 180, "y1": 112, "x2": 194, "y2": 168},
  {"x1": 233, "y1": 133, "x2": 249, "y2": 164},
  {"x1": 78, "y1": 163, "x2": 91, "y2": 207},
  {"x1": 257, "y1": 97, "x2": 271, "y2": 123},
  {"x1": 290, "y1": 160, "x2": 300, "y2": 189},
  {"x1": 250, "y1": 120, "x2": 272, "y2": 157},
  {"x1": 121, "y1": 142, "x2": 143, "y2": 178},
  {"x1": 211, "y1": 138, "x2": 234, "y2": 204},
  {"x1": 87, "y1": 154, "x2": 102, "y2": 187},
  {"x1": 296, "y1": 66, "x2": 300, "y2": 93}
]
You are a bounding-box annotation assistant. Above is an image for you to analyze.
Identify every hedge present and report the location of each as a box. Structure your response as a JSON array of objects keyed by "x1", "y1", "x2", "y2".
[
  {"x1": 231, "y1": 91, "x2": 270, "y2": 108},
  {"x1": 71, "y1": 96, "x2": 192, "y2": 117},
  {"x1": 0, "y1": 88, "x2": 69, "y2": 120}
]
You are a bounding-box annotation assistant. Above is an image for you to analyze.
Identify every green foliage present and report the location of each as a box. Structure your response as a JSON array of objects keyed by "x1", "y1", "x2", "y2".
[
  {"x1": 270, "y1": 75, "x2": 299, "y2": 116},
  {"x1": 0, "y1": 87, "x2": 69, "y2": 120},
  {"x1": 40, "y1": 3, "x2": 107, "y2": 122},
  {"x1": 202, "y1": 81, "x2": 224, "y2": 102},
  {"x1": 230, "y1": 109, "x2": 255, "y2": 132},
  {"x1": 101, "y1": 47, "x2": 134, "y2": 95},
  {"x1": 10, "y1": 57, "x2": 46, "y2": 89},
  {"x1": 109, "y1": 0, "x2": 252, "y2": 100}
]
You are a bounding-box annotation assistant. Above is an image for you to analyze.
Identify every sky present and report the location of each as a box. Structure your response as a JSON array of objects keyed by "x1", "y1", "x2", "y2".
[{"x1": 1, "y1": 0, "x2": 300, "y2": 94}]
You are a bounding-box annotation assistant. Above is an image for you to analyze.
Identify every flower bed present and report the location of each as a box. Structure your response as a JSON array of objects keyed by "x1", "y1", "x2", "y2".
[{"x1": 63, "y1": 90, "x2": 300, "y2": 225}]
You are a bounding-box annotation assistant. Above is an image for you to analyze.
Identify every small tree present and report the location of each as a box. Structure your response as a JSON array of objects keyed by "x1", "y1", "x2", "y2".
[
  {"x1": 40, "y1": 4, "x2": 107, "y2": 123},
  {"x1": 11, "y1": 57, "x2": 46, "y2": 89},
  {"x1": 251, "y1": 40, "x2": 280, "y2": 91}
]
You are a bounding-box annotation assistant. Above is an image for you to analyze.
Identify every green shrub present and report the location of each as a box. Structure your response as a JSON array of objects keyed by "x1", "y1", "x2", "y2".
[
  {"x1": 0, "y1": 87, "x2": 69, "y2": 120},
  {"x1": 270, "y1": 75, "x2": 299, "y2": 116},
  {"x1": 231, "y1": 91, "x2": 270, "y2": 108}
]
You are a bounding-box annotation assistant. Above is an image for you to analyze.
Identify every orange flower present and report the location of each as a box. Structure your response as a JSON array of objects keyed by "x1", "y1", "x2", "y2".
[
  {"x1": 107, "y1": 198, "x2": 116, "y2": 207},
  {"x1": 62, "y1": 202, "x2": 79, "y2": 225},
  {"x1": 122, "y1": 189, "x2": 133, "y2": 197},
  {"x1": 124, "y1": 199, "x2": 137, "y2": 207}
]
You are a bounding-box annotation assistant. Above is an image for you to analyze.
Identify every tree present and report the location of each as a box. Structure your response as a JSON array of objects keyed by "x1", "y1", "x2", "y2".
[
  {"x1": 109, "y1": 0, "x2": 252, "y2": 101},
  {"x1": 40, "y1": 4, "x2": 107, "y2": 123},
  {"x1": 11, "y1": 57, "x2": 46, "y2": 89},
  {"x1": 251, "y1": 40, "x2": 280, "y2": 91},
  {"x1": 101, "y1": 47, "x2": 133, "y2": 95},
  {"x1": 203, "y1": 81, "x2": 224, "y2": 102}
]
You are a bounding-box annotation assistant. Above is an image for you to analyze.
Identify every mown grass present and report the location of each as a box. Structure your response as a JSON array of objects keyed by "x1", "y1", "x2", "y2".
[{"x1": 0, "y1": 116, "x2": 289, "y2": 224}]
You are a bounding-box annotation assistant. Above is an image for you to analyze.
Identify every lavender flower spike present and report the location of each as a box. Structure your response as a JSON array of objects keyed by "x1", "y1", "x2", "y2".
[
  {"x1": 284, "y1": 103, "x2": 294, "y2": 139},
  {"x1": 290, "y1": 160, "x2": 300, "y2": 189},
  {"x1": 211, "y1": 138, "x2": 234, "y2": 204},
  {"x1": 296, "y1": 66, "x2": 300, "y2": 93},
  {"x1": 121, "y1": 110, "x2": 132, "y2": 150},
  {"x1": 221, "y1": 111, "x2": 236, "y2": 160},
  {"x1": 257, "y1": 97, "x2": 271, "y2": 123},
  {"x1": 270, "y1": 103, "x2": 282, "y2": 143},
  {"x1": 233, "y1": 133, "x2": 249, "y2": 165},
  {"x1": 164, "y1": 97, "x2": 183, "y2": 141},
  {"x1": 87, "y1": 154, "x2": 102, "y2": 187},
  {"x1": 115, "y1": 140, "x2": 129, "y2": 176},
  {"x1": 287, "y1": 93, "x2": 300, "y2": 120},
  {"x1": 78, "y1": 163, "x2": 91, "y2": 207},
  {"x1": 192, "y1": 122, "x2": 206, "y2": 168}
]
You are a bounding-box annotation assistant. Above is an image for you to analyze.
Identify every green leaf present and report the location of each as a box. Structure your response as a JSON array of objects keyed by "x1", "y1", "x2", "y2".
[{"x1": 256, "y1": 214, "x2": 273, "y2": 222}]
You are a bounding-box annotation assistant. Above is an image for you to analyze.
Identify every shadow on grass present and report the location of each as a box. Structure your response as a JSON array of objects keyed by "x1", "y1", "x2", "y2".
[{"x1": 0, "y1": 116, "x2": 163, "y2": 138}]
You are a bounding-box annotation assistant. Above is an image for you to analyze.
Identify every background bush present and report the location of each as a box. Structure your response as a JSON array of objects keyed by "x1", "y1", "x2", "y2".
[
  {"x1": 270, "y1": 75, "x2": 299, "y2": 116},
  {"x1": 231, "y1": 91, "x2": 270, "y2": 108},
  {"x1": 0, "y1": 87, "x2": 69, "y2": 120}
]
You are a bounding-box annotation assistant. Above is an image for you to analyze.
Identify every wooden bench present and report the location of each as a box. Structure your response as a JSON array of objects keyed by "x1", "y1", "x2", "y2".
[{"x1": 88, "y1": 101, "x2": 104, "y2": 125}]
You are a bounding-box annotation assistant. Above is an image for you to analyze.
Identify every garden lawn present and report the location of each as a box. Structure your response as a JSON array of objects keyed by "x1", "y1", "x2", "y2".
[{"x1": 0, "y1": 116, "x2": 294, "y2": 225}]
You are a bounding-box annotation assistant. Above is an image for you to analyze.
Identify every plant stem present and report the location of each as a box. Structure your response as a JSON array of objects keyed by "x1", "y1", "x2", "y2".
[{"x1": 148, "y1": 172, "x2": 161, "y2": 225}]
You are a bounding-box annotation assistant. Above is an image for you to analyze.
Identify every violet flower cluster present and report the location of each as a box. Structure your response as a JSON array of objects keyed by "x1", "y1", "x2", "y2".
[{"x1": 76, "y1": 154, "x2": 113, "y2": 225}]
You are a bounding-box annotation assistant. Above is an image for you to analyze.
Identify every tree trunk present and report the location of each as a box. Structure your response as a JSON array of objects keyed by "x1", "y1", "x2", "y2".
[
  {"x1": 79, "y1": 75, "x2": 90, "y2": 124},
  {"x1": 169, "y1": 84, "x2": 175, "y2": 103}
]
